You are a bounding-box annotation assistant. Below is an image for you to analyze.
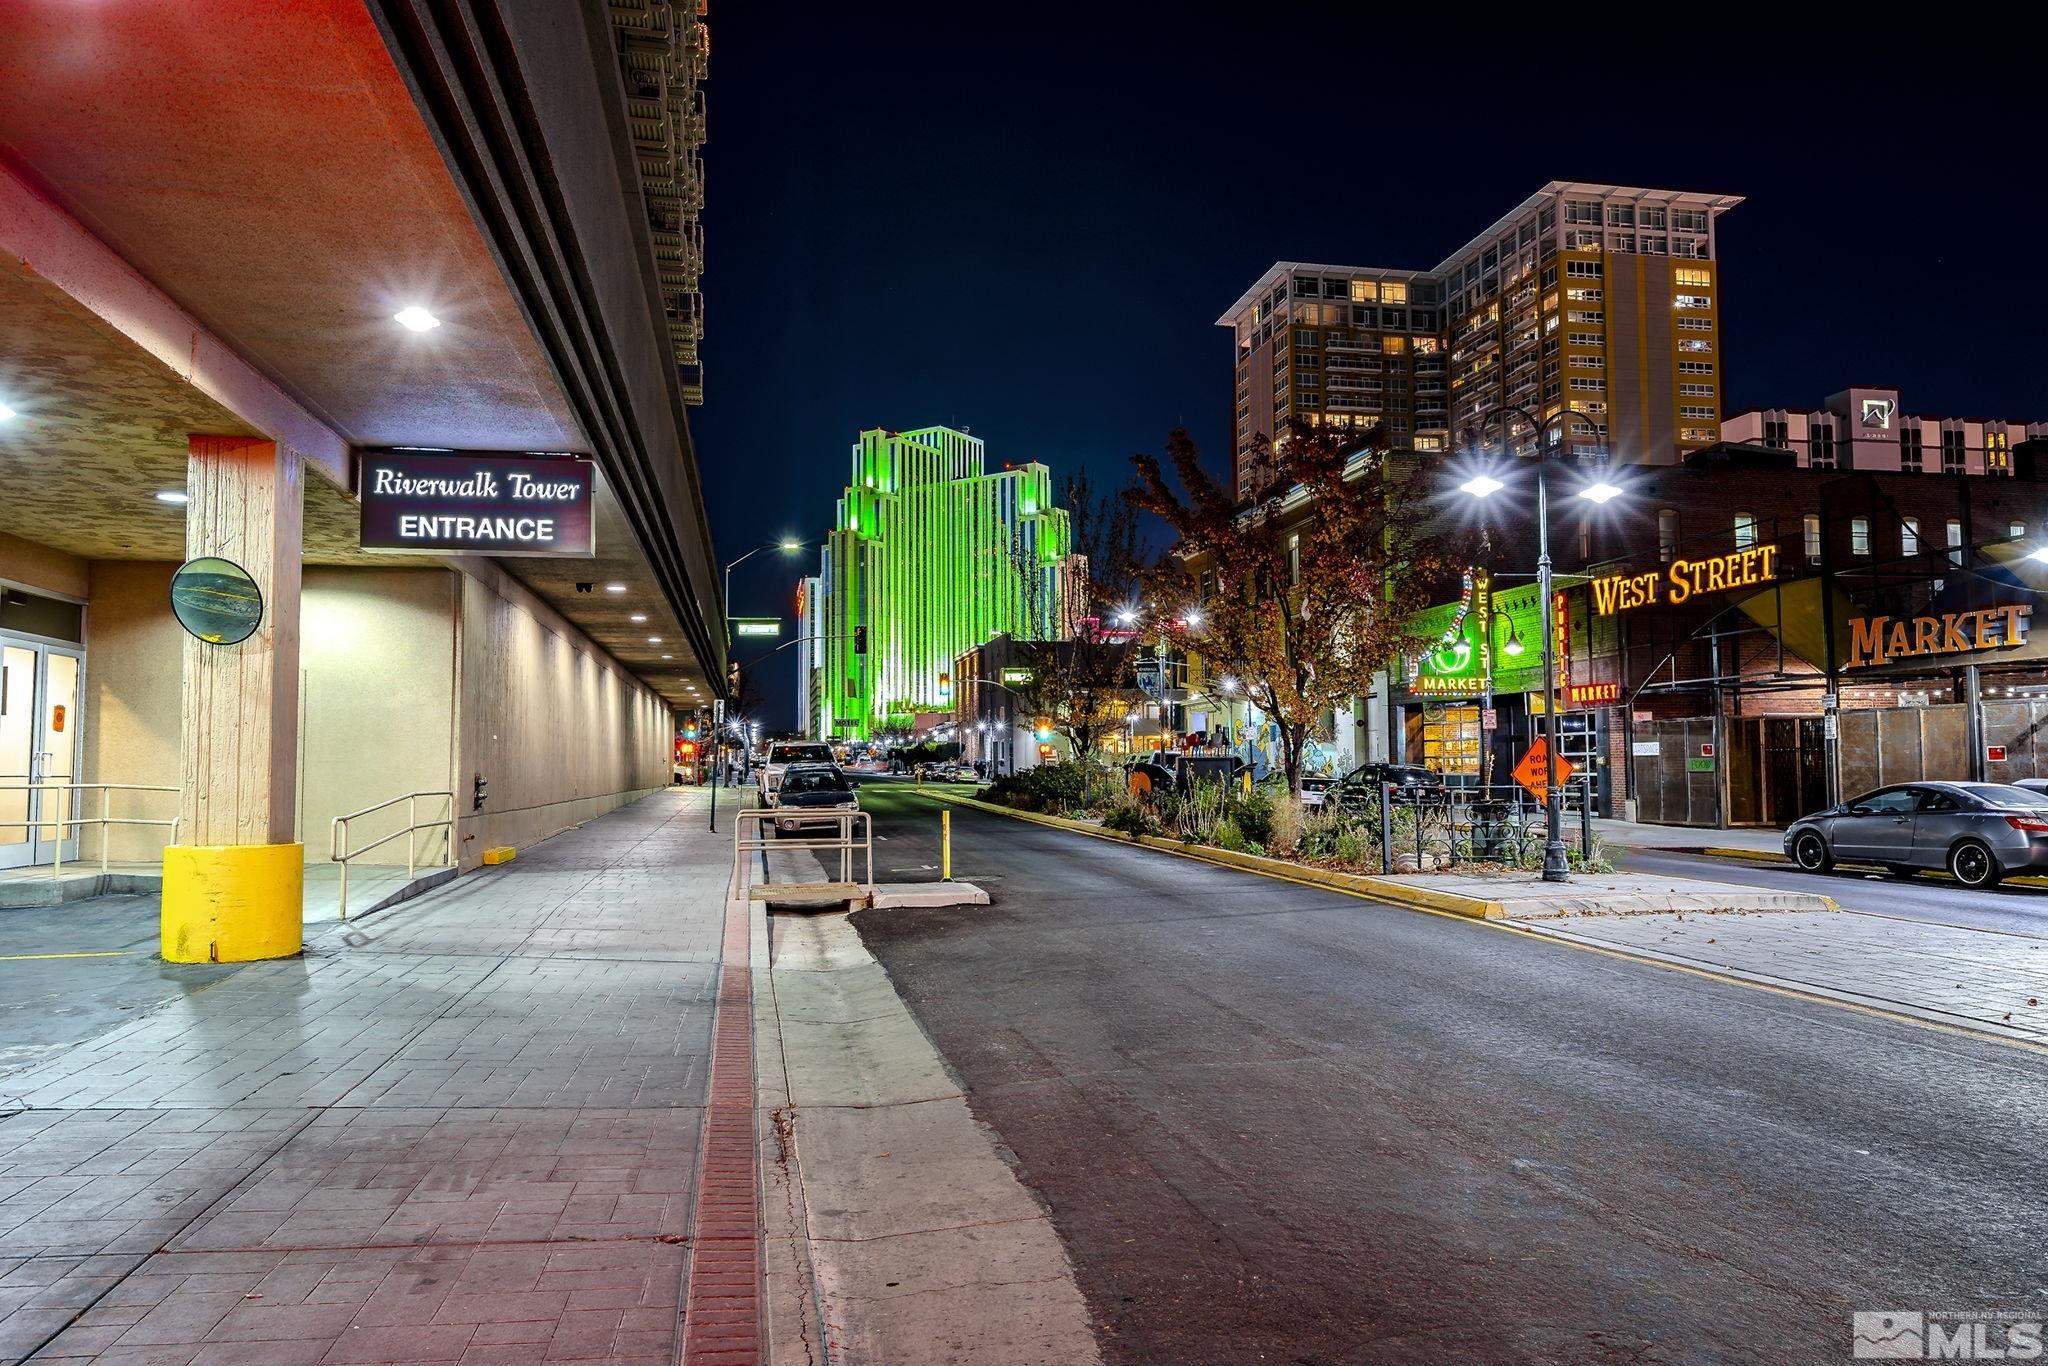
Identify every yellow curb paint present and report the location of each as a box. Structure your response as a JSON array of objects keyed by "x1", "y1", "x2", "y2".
[
  {"x1": 161, "y1": 844, "x2": 303, "y2": 964},
  {"x1": 927, "y1": 792, "x2": 2047, "y2": 1056},
  {"x1": 0, "y1": 951, "x2": 131, "y2": 962},
  {"x1": 482, "y1": 846, "x2": 517, "y2": 866}
]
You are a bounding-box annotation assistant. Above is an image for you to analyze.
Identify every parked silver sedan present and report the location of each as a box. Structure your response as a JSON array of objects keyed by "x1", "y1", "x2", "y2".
[{"x1": 1784, "y1": 782, "x2": 2048, "y2": 888}]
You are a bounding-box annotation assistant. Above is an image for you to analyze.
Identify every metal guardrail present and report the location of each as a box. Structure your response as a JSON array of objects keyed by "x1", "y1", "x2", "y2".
[
  {"x1": 0, "y1": 780, "x2": 180, "y2": 875},
  {"x1": 331, "y1": 790, "x2": 453, "y2": 920},
  {"x1": 731, "y1": 806, "x2": 874, "y2": 901}
]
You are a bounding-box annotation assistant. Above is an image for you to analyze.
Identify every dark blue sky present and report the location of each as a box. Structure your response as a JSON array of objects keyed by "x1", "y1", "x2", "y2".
[{"x1": 694, "y1": 10, "x2": 2046, "y2": 729}]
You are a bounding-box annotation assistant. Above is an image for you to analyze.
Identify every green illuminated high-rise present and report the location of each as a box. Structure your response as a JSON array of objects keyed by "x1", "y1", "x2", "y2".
[{"x1": 810, "y1": 426, "x2": 1075, "y2": 739}]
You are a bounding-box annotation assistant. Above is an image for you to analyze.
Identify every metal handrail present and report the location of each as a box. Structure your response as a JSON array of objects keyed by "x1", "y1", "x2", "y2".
[
  {"x1": 331, "y1": 790, "x2": 453, "y2": 921},
  {"x1": 732, "y1": 807, "x2": 874, "y2": 901},
  {"x1": 0, "y1": 781, "x2": 180, "y2": 876}
]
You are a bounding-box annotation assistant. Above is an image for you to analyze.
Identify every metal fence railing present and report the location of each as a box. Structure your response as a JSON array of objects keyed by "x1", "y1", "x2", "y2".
[
  {"x1": 731, "y1": 807, "x2": 873, "y2": 901},
  {"x1": 0, "y1": 780, "x2": 180, "y2": 875},
  {"x1": 331, "y1": 791, "x2": 453, "y2": 920},
  {"x1": 1365, "y1": 780, "x2": 1598, "y2": 874}
]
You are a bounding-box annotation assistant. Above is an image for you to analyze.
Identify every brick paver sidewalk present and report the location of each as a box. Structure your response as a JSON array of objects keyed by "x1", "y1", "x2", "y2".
[
  {"x1": 1521, "y1": 907, "x2": 2048, "y2": 1044},
  {"x1": 0, "y1": 788, "x2": 734, "y2": 1365}
]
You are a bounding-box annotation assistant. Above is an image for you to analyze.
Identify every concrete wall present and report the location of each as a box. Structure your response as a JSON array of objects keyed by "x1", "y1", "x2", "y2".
[
  {"x1": 81, "y1": 561, "x2": 181, "y2": 861},
  {"x1": 299, "y1": 567, "x2": 458, "y2": 866},
  {"x1": 0, "y1": 531, "x2": 88, "y2": 599},
  {"x1": 69, "y1": 555, "x2": 665, "y2": 871},
  {"x1": 453, "y1": 560, "x2": 672, "y2": 868}
]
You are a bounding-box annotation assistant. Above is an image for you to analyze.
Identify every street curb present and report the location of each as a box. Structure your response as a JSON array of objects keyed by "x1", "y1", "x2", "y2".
[{"x1": 927, "y1": 792, "x2": 1510, "y2": 919}]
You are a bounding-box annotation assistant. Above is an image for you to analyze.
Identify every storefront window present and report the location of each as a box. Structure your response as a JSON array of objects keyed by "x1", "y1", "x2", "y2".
[{"x1": 1419, "y1": 705, "x2": 1481, "y2": 778}]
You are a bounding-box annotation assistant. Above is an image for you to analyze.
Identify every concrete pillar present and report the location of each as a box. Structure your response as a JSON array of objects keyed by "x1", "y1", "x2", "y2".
[{"x1": 162, "y1": 435, "x2": 304, "y2": 963}]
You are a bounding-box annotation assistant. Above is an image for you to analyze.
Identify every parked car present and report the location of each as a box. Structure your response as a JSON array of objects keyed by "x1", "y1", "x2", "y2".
[
  {"x1": 1322, "y1": 763, "x2": 1448, "y2": 812},
  {"x1": 760, "y1": 741, "x2": 838, "y2": 805},
  {"x1": 1783, "y1": 781, "x2": 2048, "y2": 888},
  {"x1": 770, "y1": 764, "x2": 860, "y2": 833},
  {"x1": 2014, "y1": 778, "x2": 2048, "y2": 798}
]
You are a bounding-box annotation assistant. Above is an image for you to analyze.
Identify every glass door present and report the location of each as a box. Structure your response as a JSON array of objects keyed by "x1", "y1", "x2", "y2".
[{"x1": 0, "y1": 638, "x2": 83, "y2": 870}]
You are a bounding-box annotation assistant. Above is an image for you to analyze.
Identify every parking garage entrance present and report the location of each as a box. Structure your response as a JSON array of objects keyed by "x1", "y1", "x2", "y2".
[{"x1": 1, "y1": 589, "x2": 85, "y2": 870}]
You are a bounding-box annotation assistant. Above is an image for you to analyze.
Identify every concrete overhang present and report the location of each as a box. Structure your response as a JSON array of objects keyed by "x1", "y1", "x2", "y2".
[{"x1": 0, "y1": 0, "x2": 722, "y2": 708}]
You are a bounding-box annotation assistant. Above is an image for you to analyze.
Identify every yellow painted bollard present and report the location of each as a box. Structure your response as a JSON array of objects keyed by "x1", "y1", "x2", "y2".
[{"x1": 941, "y1": 809, "x2": 952, "y2": 881}]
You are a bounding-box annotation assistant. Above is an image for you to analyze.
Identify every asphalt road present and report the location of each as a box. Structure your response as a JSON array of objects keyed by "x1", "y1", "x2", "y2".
[
  {"x1": 850, "y1": 786, "x2": 2048, "y2": 1365},
  {"x1": 1617, "y1": 845, "x2": 2048, "y2": 938}
]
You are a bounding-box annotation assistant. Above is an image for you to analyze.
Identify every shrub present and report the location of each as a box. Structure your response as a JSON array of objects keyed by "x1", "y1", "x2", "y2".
[
  {"x1": 1211, "y1": 817, "x2": 1249, "y2": 853},
  {"x1": 1265, "y1": 794, "x2": 1304, "y2": 858},
  {"x1": 1228, "y1": 789, "x2": 1275, "y2": 847},
  {"x1": 983, "y1": 762, "x2": 1089, "y2": 813},
  {"x1": 1101, "y1": 803, "x2": 1155, "y2": 837},
  {"x1": 1332, "y1": 830, "x2": 1367, "y2": 867}
]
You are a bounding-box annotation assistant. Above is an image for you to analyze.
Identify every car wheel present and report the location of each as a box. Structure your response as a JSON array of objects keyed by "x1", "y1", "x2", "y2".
[
  {"x1": 1948, "y1": 840, "x2": 2002, "y2": 889},
  {"x1": 1792, "y1": 832, "x2": 1833, "y2": 873},
  {"x1": 1885, "y1": 864, "x2": 1918, "y2": 879}
]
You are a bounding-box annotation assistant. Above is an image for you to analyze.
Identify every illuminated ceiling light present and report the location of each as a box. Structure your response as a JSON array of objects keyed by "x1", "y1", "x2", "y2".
[
  {"x1": 1460, "y1": 474, "x2": 1505, "y2": 498},
  {"x1": 393, "y1": 306, "x2": 441, "y2": 332},
  {"x1": 605, "y1": 582, "x2": 628, "y2": 593},
  {"x1": 647, "y1": 636, "x2": 662, "y2": 644},
  {"x1": 630, "y1": 613, "x2": 648, "y2": 623},
  {"x1": 154, "y1": 490, "x2": 189, "y2": 505},
  {"x1": 1578, "y1": 481, "x2": 1623, "y2": 504},
  {"x1": 662, "y1": 654, "x2": 673, "y2": 660},
  {"x1": 0, "y1": 401, "x2": 16, "y2": 421}
]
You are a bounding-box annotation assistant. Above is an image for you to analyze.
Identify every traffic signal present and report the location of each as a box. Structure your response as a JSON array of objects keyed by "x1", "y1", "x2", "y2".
[{"x1": 853, "y1": 624, "x2": 868, "y2": 655}]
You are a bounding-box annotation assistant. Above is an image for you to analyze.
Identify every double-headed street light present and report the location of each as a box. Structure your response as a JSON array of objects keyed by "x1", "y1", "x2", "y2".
[{"x1": 1458, "y1": 408, "x2": 1616, "y2": 883}]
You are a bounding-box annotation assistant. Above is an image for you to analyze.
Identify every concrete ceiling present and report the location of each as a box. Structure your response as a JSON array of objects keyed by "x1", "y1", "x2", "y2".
[
  {"x1": 0, "y1": 0, "x2": 580, "y2": 453},
  {"x1": 0, "y1": 0, "x2": 715, "y2": 709}
]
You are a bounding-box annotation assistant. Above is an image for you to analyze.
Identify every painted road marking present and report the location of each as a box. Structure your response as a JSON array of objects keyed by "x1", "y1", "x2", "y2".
[{"x1": 0, "y1": 951, "x2": 132, "y2": 961}]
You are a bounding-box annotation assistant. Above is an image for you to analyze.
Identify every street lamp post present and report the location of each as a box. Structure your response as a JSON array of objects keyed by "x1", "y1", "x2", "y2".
[
  {"x1": 722, "y1": 539, "x2": 805, "y2": 624},
  {"x1": 1458, "y1": 408, "x2": 1614, "y2": 884}
]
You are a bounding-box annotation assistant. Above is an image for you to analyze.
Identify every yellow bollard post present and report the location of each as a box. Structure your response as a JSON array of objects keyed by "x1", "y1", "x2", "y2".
[{"x1": 941, "y1": 809, "x2": 952, "y2": 881}]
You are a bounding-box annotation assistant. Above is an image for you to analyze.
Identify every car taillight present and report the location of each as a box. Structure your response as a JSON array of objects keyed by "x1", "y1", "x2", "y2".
[{"x1": 2005, "y1": 815, "x2": 2048, "y2": 833}]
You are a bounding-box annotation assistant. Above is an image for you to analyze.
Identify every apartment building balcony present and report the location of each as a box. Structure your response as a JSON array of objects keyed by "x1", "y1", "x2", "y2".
[{"x1": 1327, "y1": 334, "x2": 1381, "y2": 352}]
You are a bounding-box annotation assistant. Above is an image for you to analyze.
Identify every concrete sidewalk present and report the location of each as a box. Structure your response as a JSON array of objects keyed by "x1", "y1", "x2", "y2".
[
  {"x1": 0, "y1": 786, "x2": 731, "y2": 1365},
  {"x1": 1594, "y1": 817, "x2": 1786, "y2": 854}
]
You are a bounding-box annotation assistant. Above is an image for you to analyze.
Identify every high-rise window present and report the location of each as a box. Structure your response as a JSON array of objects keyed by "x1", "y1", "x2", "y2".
[
  {"x1": 1900, "y1": 424, "x2": 1923, "y2": 473},
  {"x1": 1380, "y1": 281, "x2": 1408, "y2": 304},
  {"x1": 1350, "y1": 279, "x2": 1378, "y2": 302},
  {"x1": 1811, "y1": 425, "x2": 1836, "y2": 470},
  {"x1": 1674, "y1": 267, "x2": 1712, "y2": 288}
]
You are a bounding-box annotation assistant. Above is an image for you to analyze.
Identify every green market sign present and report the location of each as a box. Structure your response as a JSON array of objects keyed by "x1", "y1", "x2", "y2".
[
  {"x1": 999, "y1": 666, "x2": 1035, "y2": 685},
  {"x1": 732, "y1": 618, "x2": 781, "y2": 638}
]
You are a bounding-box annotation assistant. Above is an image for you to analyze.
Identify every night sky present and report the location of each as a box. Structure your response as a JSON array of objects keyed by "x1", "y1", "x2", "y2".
[{"x1": 693, "y1": 10, "x2": 2046, "y2": 729}]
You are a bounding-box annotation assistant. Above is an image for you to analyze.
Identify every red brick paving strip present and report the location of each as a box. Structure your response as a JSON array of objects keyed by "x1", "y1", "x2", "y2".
[{"x1": 680, "y1": 896, "x2": 763, "y2": 1363}]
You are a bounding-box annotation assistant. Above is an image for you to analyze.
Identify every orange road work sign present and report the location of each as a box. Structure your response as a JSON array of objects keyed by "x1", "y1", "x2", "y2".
[{"x1": 1512, "y1": 738, "x2": 1576, "y2": 802}]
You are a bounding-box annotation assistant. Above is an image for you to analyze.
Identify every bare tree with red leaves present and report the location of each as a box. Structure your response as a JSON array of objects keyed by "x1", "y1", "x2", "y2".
[{"x1": 1127, "y1": 422, "x2": 1461, "y2": 795}]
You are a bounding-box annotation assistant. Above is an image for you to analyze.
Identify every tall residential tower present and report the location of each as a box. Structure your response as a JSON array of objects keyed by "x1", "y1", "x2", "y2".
[
  {"x1": 1218, "y1": 183, "x2": 1743, "y2": 499},
  {"x1": 814, "y1": 427, "x2": 1076, "y2": 739}
]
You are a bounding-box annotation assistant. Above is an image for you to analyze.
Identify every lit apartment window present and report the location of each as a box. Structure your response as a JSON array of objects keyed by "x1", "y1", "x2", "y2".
[
  {"x1": 1734, "y1": 513, "x2": 1758, "y2": 549},
  {"x1": 1566, "y1": 287, "x2": 1602, "y2": 303},
  {"x1": 1851, "y1": 517, "x2": 1871, "y2": 555},
  {"x1": 1674, "y1": 294, "x2": 1712, "y2": 310},
  {"x1": 1902, "y1": 518, "x2": 1920, "y2": 555},
  {"x1": 1674, "y1": 267, "x2": 1712, "y2": 288},
  {"x1": 1804, "y1": 514, "x2": 1822, "y2": 563},
  {"x1": 1350, "y1": 279, "x2": 1377, "y2": 302},
  {"x1": 1947, "y1": 519, "x2": 1964, "y2": 566},
  {"x1": 1679, "y1": 338, "x2": 1712, "y2": 352},
  {"x1": 1381, "y1": 281, "x2": 1408, "y2": 304},
  {"x1": 1658, "y1": 508, "x2": 1679, "y2": 563}
]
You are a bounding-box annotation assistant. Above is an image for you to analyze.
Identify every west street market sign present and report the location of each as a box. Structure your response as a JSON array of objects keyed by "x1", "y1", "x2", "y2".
[
  {"x1": 358, "y1": 451, "x2": 595, "y2": 557},
  {"x1": 1590, "y1": 545, "x2": 1778, "y2": 615}
]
